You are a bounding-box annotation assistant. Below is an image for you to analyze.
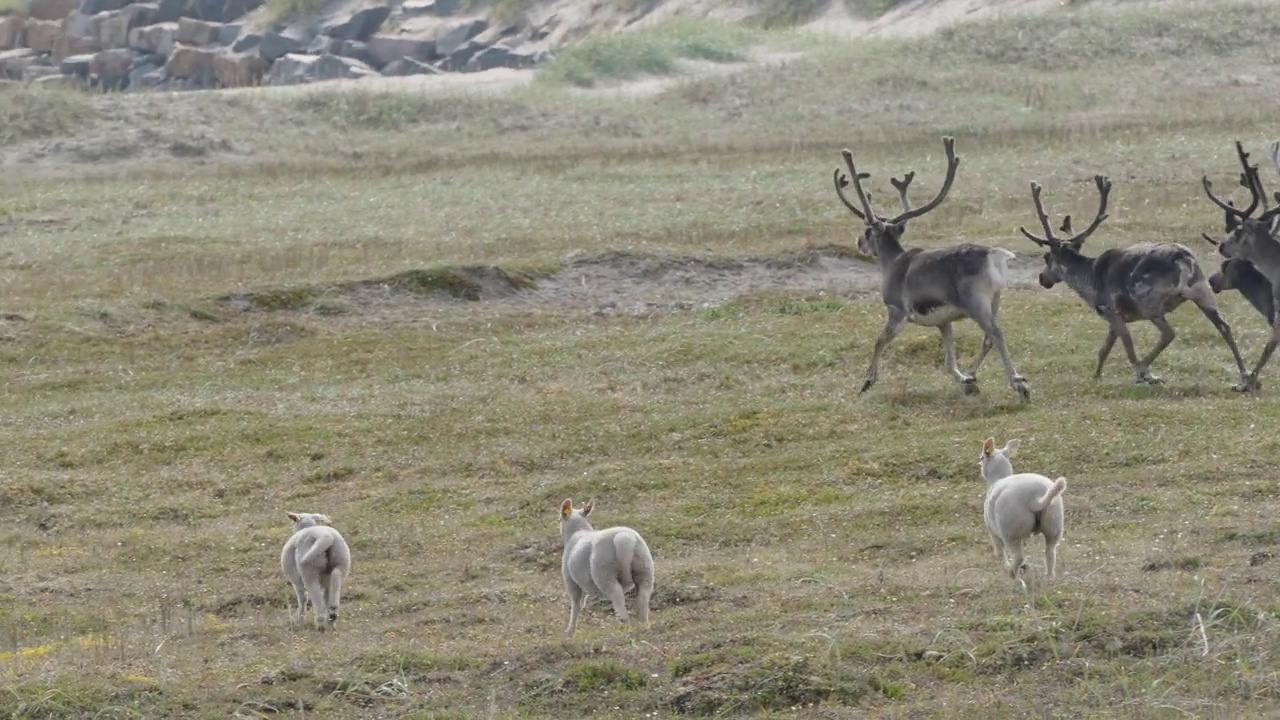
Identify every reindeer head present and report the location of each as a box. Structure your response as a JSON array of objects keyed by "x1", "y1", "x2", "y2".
[
  {"x1": 1017, "y1": 175, "x2": 1113, "y2": 288},
  {"x1": 1202, "y1": 140, "x2": 1280, "y2": 261},
  {"x1": 833, "y1": 137, "x2": 961, "y2": 260},
  {"x1": 1209, "y1": 257, "x2": 1259, "y2": 294}
]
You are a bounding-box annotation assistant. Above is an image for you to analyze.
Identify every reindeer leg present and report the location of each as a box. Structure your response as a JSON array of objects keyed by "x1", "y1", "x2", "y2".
[
  {"x1": 861, "y1": 308, "x2": 908, "y2": 394},
  {"x1": 1192, "y1": 296, "x2": 1253, "y2": 391},
  {"x1": 1245, "y1": 323, "x2": 1280, "y2": 390},
  {"x1": 968, "y1": 292, "x2": 999, "y2": 380},
  {"x1": 1093, "y1": 328, "x2": 1117, "y2": 379},
  {"x1": 962, "y1": 297, "x2": 1030, "y2": 401},
  {"x1": 939, "y1": 322, "x2": 978, "y2": 394},
  {"x1": 1105, "y1": 313, "x2": 1151, "y2": 384},
  {"x1": 1134, "y1": 316, "x2": 1176, "y2": 384}
]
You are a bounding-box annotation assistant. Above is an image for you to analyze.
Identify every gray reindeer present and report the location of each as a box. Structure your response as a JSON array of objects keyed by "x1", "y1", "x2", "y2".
[
  {"x1": 1019, "y1": 174, "x2": 1251, "y2": 390},
  {"x1": 1202, "y1": 140, "x2": 1280, "y2": 388},
  {"x1": 834, "y1": 137, "x2": 1031, "y2": 400}
]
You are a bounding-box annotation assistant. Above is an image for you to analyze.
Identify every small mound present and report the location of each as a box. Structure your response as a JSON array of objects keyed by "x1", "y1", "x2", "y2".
[{"x1": 217, "y1": 265, "x2": 546, "y2": 312}]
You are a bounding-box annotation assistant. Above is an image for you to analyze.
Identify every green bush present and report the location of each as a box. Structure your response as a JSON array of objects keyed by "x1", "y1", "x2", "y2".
[{"x1": 540, "y1": 21, "x2": 754, "y2": 88}]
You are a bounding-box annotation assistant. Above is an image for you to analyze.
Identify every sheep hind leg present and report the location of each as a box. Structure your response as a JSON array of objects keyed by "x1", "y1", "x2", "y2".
[
  {"x1": 302, "y1": 573, "x2": 328, "y2": 631},
  {"x1": 1044, "y1": 537, "x2": 1059, "y2": 581},
  {"x1": 603, "y1": 582, "x2": 630, "y2": 625},
  {"x1": 634, "y1": 574, "x2": 653, "y2": 628},
  {"x1": 1006, "y1": 540, "x2": 1027, "y2": 579},
  {"x1": 565, "y1": 584, "x2": 585, "y2": 636},
  {"x1": 325, "y1": 571, "x2": 344, "y2": 630}
]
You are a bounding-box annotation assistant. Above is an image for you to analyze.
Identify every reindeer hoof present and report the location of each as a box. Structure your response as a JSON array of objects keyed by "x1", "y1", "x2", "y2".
[
  {"x1": 1013, "y1": 382, "x2": 1032, "y2": 402},
  {"x1": 1137, "y1": 374, "x2": 1164, "y2": 385},
  {"x1": 962, "y1": 379, "x2": 980, "y2": 396},
  {"x1": 859, "y1": 378, "x2": 875, "y2": 394}
]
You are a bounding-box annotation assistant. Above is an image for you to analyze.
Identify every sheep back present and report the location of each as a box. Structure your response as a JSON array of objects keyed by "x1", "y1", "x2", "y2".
[{"x1": 984, "y1": 472, "x2": 1065, "y2": 542}]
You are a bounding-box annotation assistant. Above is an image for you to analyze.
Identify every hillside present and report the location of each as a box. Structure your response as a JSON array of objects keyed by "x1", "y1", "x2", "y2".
[{"x1": 0, "y1": 0, "x2": 1122, "y2": 93}]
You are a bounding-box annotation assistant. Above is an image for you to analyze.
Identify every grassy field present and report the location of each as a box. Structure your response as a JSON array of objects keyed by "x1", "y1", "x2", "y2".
[{"x1": 4, "y1": 1, "x2": 1280, "y2": 717}]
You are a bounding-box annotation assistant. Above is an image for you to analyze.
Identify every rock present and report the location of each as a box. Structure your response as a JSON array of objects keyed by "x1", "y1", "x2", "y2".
[
  {"x1": 128, "y1": 22, "x2": 177, "y2": 55},
  {"x1": 434, "y1": 18, "x2": 486, "y2": 57},
  {"x1": 213, "y1": 48, "x2": 265, "y2": 87},
  {"x1": 0, "y1": 16, "x2": 25, "y2": 51},
  {"x1": 59, "y1": 52, "x2": 94, "y2": 77},
  {"x1": 312, "y1": 52, "x2": 373, "y2": 81},
  {"x1": 320, "y1": 5, "x2": 389, "y2": 42},
  {"x1": 230, "y1": 31, "x2": 259, "y2": 52},
  {"x1": 464, "y1": 45, "x2": 541, "y2": 72},
  {"x1": 267, "y1": 51, "x2": 373, "y2": 85},
  {"x1": 217, "y1": 21, "x2": 239, "y2": 44},
  {"x1": 25, "y1": 19, "x2": 64, "y2": 53},
  {"x1": 78, "y1": 0, "x2": 131, "y2": 15},
  {"x1": 380, "y1": 56, "x2": 440, "y2": 76},
  {"x1": 51, "y1": 33, "x2": 99, "y2": 62},
  {"x1": 334, "y1": 39, "x2": 367, "y2": 63},
  {"x1": 0, "y1": 48, "x2": 37, "y2": 80},
  {"x1": 89, "y1": 46, "x2": 132, "y2": 88},
  {"x1": 125, "y1": 60, "x2": 157, "y2": 89},
  {"x1": 30, "y1": 0, "x2": 78, "y2": 20},
  {"x1": 63, "y1": 11, "x2": 100, "y2": 39},
  {"x1": 258, "y1": 29, "x2": 304, "y2": 62},
  {"x1": 166, "y1": 43, "x2": 215, "y2": 86},
  {"x1": 97, "y1": 5, "x2": 154, "y2": 49},
  {"x1": 153, "y1": 0, "x2": 263, "y2": 24},
  {"x1": 306, "y1": 33, "x2": 338, "y2": 54},
  {"x1": 176, "y1": 17, "x2": 221, "y2": 45},
  {"x1": 34, "y1": 72, "x2": 84, "y2": 87},
  {"x1": 444, "y1": 38, "x2": 482, "y2": 70},
  {"x1": 402, "y1": 0, "x2": 460, "y2": 16},
  {"x1": 23, "y1": 64, "x2": 62, "y2": 83},
  {"x1": 364, "y1": 34, "x2": 434, "y2": 68}
]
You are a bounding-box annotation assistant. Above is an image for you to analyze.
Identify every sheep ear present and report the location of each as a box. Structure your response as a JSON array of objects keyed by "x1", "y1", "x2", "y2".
[
  {"x1": 583, "y1": 500, "x2": 594, "y2": 516},
  {"x1": 287, "y1": 512, "x2": 301, "y2": 522},
  {"x1": 982, "y1": 438, "x2": 995, "y2": 456},
  {"x1": 560, "y1": 499, "x2": 574, "y2": 518},
  {"x1": 1004, "y1": 439, "x2": 1020, "y2": 456}
]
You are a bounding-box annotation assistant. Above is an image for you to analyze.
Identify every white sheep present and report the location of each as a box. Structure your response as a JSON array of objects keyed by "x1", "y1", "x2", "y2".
[
  {"x1": 978, "y1": 438, "x2": 1066, "y2": 580},
  {"x1": 281, "y1": 511, "x2": 352, "y2": 631},
  {"x1": 559, "y1": 498, "x2": 655, "y2": 637}
]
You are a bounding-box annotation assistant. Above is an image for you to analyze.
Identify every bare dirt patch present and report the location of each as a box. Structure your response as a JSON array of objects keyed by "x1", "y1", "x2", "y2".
[{"x1": 215, "y1": 244, "x2": 1045, "y2": 323}]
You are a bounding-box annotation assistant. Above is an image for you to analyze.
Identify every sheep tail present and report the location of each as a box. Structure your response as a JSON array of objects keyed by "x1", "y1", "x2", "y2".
[
  {"x1": 1034, "y1": 477, "x2": 1067, "y2": 512},
  {"x1": 299, "y1": 533, "x2": 335, "y2": 567},
  {"x1": 614, "y1": 534, "x2": 637, "y2": 590}
]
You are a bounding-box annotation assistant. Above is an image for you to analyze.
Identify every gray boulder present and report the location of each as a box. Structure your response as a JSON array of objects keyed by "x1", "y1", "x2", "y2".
[
  {"x1": 258, "y1": 30, "x2": 305, "y2": 62},
  {"x1": 364, "y1": 34, "x2": 434, "y2": 68},
  {"x1": 320, "y1": 5, "x2": 390, "y2": 42},
  {"x1": 464, "y1": 45, "x2": 542, "y2": 73},
  {"x1": 267, "y1": 51, "x2": 374, "y2": 85},
  {"x1": 313, "y1": 53, "x2": 374, "y2": 81},
  {"x1": 153, "y1": 0, "x2": 264, "y2": 24},
  {"x1": 79, "y1": 0, "x2": 132, "y2": 15},
  {"x1": 434, "y1": 18, "x2": 486, "y2": 57},
  {"x1": 231, "y1": 32, "x2": 260, "y2": 52},
  {"x1": 0, "y1": 48, "x2": 38, "y2": 80},
  {"x1": 380, "y1": 56, "x2": 440, "y2": 76},
  {"x1": 60, "y1": 52, "x2": 94, "y2": 78},
  {"x1": 444, "y1": 38, "x2": 482, "y2": 71},
  {"x1": 217, "y1": 22, "x2": 241, "y2": 45},
  {"x1": 125, "y1": 61, "x2": 160, "y2": 91}
]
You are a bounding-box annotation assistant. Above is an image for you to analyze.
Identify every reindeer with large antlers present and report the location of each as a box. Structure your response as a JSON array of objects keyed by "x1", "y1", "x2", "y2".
[
  {"x1": 1020, "y1": 175, "x2": 1251, "y2": 390},
  {"x1": 1201, "y1": 140, "x2": 1280, "y2": 388},
  {"x1": 834, "y1": 136, "x2": 1031, "y2": 400}
]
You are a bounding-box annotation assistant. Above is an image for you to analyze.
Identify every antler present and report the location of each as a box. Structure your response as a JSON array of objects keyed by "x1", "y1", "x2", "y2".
[
  {"x1": 889, "y1": 172, "x2": 916, "y2": 214},
  {"x1": 1203, "y1": 141, "x2": 1263, "y2": 220},
  {"x1": 833, "y1": 168, "x2": 869, "y2": 220},
  {"x1": 887, "y1": 136, "x2": 959, "y2": 224},
  {"x1": 1018, "y1": 175, "x2": 1111, "y2": 249},
  {"x1": 837, "y1": 149, "x2": 879, "y2": 225},
  {"x1": 1060, "y1": 175, "x2": 1111, "y2": 247},
  {"x1": 1018, "y1": 181, "x2": 1059, "y2": 248}
]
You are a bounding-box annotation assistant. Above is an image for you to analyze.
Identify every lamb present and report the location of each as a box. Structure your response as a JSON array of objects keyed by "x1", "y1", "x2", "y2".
[
  {"x1": 559, "y1": 498, "x2": 655, "y2": 637},
  {"x1": 977, "y1": 438, "x2": 1066, "y2": 581},
  {"x1": 281, "y1": 511, "x2": 352, "y2": 631}
]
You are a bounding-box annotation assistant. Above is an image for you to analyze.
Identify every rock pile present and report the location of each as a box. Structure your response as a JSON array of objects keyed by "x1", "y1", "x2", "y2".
[{"x1": 0, "y1": 0, "x2": 551, "y2": 91}]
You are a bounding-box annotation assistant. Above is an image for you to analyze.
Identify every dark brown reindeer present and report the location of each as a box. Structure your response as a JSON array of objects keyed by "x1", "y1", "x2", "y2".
[
  {"x1": 1201, "y1": 140, "x2": 1280, "y2": 386},
  {"x1": 1019, "y1": 174, "x2": 1252, "y2": 390},
  {"x1": 833, "y1": 136, "x2": 1031, "y2": 401}
]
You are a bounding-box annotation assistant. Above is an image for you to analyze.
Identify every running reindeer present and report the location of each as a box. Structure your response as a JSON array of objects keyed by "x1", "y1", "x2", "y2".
[
  {"x1": 834, "y1": 137, "x2": 1031, "y2": 400},
  {"x1": 1201, "y1": 140, "x2": 1280, "y2": 388},
  {"x1": 1019, "y1": 174, "x2": 1252, "y2": 390}
]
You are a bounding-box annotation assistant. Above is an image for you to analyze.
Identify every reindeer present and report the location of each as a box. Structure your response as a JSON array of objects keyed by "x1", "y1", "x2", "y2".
[
  {"x1": 1201, "y1": 140, "x2": 1280, "y2": 387},
  {"x1": 833, "y1": 136, "x2": 1031, "y2": 400},
  {"x1": 1019, "y1": 174, "x2": 1251, "y2": 390}
]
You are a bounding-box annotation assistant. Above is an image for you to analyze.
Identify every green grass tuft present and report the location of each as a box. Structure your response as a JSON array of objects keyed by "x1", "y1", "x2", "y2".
[
  {"x1": 0, "y1": 86, "x2": 97, "y2": 146},
  {"x1": 539, "y1": 21, "x2": 754, "y2": 87}
]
